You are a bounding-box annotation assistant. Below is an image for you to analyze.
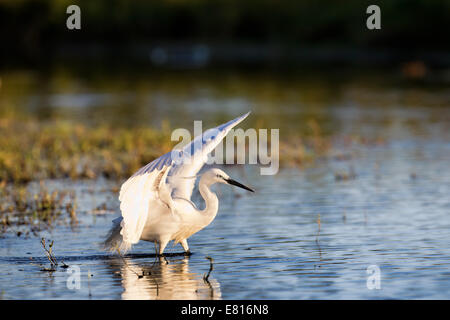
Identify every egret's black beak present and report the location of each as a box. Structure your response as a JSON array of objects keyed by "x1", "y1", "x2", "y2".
[{"x1": 225, "y1": 178, "x2": 255, "y2": 192}]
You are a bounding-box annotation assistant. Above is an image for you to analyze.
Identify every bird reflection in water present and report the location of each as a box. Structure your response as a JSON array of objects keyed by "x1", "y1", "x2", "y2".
[{"x1": 118, "y1": 257, "x2": 221, "y2": 300}]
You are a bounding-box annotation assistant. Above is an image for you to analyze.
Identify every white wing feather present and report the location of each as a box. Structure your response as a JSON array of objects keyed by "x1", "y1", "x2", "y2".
[
  {"x1": 118, "y1": 172, "x2": 158, "y2": 245},
  {"x1": 168, "y1": 111, "x2": 250, "y2": 199},
  {"x1": 118, "y1": 152, "x2": 173, "y2": 246}
]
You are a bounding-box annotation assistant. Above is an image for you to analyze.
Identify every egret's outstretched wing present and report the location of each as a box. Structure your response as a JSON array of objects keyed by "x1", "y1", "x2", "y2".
[
  {"x1": 168, "y1": 112, "x2": 250, "y2": 200},
  {"x1": 118, "y1": 152, "x2": 173, "y2": 245},
  {"x1": 117, "y1": 112, "x2": 250, "y2": 247}
]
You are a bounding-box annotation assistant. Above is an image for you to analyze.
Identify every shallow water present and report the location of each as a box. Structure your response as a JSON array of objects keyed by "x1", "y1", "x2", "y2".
[
  {"x1": 0, "y1": 69, "x2": 449, "y2": 299},
  {"x1": 1, "y1": 140, "x2": 449, "y2": 299}
]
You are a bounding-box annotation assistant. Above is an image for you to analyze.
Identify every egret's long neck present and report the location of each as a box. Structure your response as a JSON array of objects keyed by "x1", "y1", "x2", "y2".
[{"x1": 198, "y1": 178, "x2": 219, "y2": 226}]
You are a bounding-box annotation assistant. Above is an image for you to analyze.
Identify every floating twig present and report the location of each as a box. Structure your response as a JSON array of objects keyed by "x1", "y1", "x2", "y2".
[
  {"x1": 87, "y1": 269, "x2": 92, "y2": 298},
  {"x1": 116, "y1": 248, "x2": 160, "y2": 296},
  {"x1": 116, "y1": 248, "x2": 141, "y2": 278},
  {"x1": 40, "y1": 238, "x2": 58, "y2": 270},
  {"x1": 203, "y1": 256, "x2": 214, "y2": 283},
  {"x1": 315, "y1": 214, "x2": 321, "y2": 243},
  {"x1": 203, "y1": 256, "x2": 215, "y2": 298}
]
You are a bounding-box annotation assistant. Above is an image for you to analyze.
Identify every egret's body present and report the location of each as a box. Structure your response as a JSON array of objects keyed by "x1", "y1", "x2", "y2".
[
  {"x1": 105, "y1": 112, "x2": 253, "y2": 255},
  {"x1": 139, "y1": 170, "x2": 223, "y2": 253}
]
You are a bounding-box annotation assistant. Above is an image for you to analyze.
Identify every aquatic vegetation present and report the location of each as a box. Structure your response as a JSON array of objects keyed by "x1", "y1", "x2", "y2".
[
  {"x1": 38, "y1": 238, "x2": 69, "y2": 272},
  {"x1": 203, "y1": 256, "x2": 214, "y2": 283},
  {"x1": 316, "y1": 214, "x2": 321, "y2": 243},
  {"x1": 334, "y1": 166, "x2": 357, "y2": 181},
  {"x1": 0, "y1": 182, "x2": 77, "y2": 234},
  {"x1": 203, "y1": 256, "x2": 215, "y2": 298},
  {"x1": 0, "y1": 116, "x2": 173, "y2": 183},
  {"x1": 279, "y1": 119, "x2": 332, "y2": 168},
  {"x1": 40, "y1": 238, "x2": 58, "y2": 271}
]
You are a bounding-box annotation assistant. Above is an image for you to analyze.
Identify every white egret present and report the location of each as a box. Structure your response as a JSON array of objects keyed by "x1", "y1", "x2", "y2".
[{"x1": 105, "y1": 112, "x2": 254, "y2": 255}]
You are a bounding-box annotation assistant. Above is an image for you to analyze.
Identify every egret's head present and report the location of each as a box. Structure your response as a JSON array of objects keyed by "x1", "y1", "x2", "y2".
[{"x1": 202, "y1": 168, "x2": 254, "y2": 192}]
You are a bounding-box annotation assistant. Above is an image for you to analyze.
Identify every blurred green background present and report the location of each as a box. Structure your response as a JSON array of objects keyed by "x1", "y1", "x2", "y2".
[{"x1": 1, "y1": 0, "x2": 449, "y2": 67}]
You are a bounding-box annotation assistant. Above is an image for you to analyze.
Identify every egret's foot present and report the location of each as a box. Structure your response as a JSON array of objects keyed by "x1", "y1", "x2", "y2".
[
  {"x1": 184, "y1": 250, "x2": 192, "y2": 257},
  {"x1": 157, "y1": 254, "x2": 169, "y2": 264}
]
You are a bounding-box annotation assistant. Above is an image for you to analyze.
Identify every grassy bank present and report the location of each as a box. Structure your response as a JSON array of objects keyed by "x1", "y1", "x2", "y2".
[{"x1": 0, "y1": 115, "x2": 173, "y2": 183}]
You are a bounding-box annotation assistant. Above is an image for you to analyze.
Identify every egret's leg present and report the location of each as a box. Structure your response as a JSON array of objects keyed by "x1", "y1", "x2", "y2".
[
  {"x1": 157, "y1": 238, "x2": 170, "y2": 264},
  {"x1": 150, "y1": 241, "x2": 160, "y2": 267},
  {"x1": 153, "y1": 241, "x2": 158, "y2": 256},
  {"x1": 158, "y1": 238, "x2": 170, "y2": 256},
  {"x1": 181, "y1": 239, "x2": 191, "y2": 255}
]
